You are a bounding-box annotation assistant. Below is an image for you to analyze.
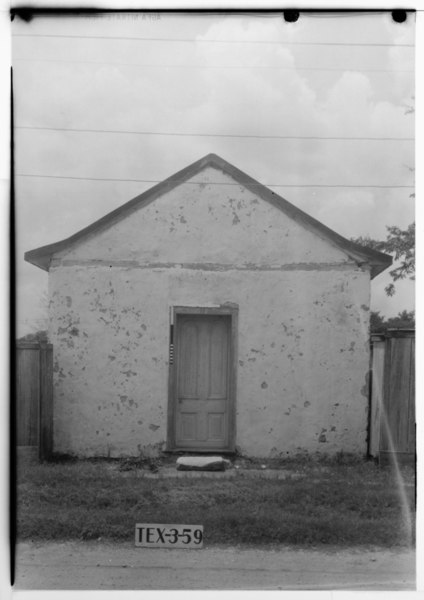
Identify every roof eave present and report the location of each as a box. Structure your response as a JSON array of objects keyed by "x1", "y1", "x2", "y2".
[
  {"x1": 24, "y1": 154, "x2": 221, "y2": 271},
  {"x1": 369, "y1": 257, "x2": 393, "y2": 279},
  {"x1": 24, "y1": 249, "x2": 51, "y2": 271},
  {"x1": 357, "y1": 249, "x2": 393, "y2": 277},
  {"x1": 23, "y1": 153, "x2": 395, "y2": 278}
]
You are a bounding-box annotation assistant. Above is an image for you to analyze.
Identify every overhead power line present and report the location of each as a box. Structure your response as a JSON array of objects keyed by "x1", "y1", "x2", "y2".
[
  {"x1": 12, "y1": 33, "x2": 415, "y2": 47},
  {"x1": 15, "y1": 173, "x2": 414, "y2": 189},
  {"x1": 16, "y1": 125, "x2": 414, "y2": 142},
  {"x1": 13, "y1": 57, "x2": 414, "y2": 74}
]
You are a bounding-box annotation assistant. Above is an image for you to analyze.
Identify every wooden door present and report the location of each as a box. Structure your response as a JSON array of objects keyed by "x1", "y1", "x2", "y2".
[{"x1": 174, "y1": 315, "x2": 231, "y2": 450}]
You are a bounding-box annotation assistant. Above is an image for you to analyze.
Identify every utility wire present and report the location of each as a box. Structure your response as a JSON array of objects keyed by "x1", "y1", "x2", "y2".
[
  {"x1": 12, "y1": 57, "x2": 414, "y2": 74},
  {"x1": 16, "y1": 126, "x2": 414, "y2": 141},
  {"x1": 12, "y1": 33, "x2": 415, "y2": 47},
  {"x1": 15, "y1": 173, "x2": 414, "y2": 189}
]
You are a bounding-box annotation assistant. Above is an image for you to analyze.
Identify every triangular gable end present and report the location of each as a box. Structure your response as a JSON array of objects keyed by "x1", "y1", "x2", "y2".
[{"x1": 25, "y1": 153, "x2": 392, "y2": 278}]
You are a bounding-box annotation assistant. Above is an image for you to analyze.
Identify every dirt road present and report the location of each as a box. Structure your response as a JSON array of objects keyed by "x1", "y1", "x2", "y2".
[{"x1": 12, "y1": 541, "x2": 415, "y2": 590}]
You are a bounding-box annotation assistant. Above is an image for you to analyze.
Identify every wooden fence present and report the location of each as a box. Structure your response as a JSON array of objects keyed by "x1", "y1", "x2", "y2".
[
  {"x1": 369, "y1": 329, "x2": 415, "y2": 463},
  {"x1": 16, "y1": 342, "x2": 53, "y2": 461},
  {"x1": 15, "y1": 333, "x2": 414, "y2": 463}
]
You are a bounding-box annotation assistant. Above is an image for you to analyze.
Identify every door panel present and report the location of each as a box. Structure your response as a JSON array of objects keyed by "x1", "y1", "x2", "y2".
[
  {"x1": 208, "y1": 413, "x2": 225, "y2": 440},
  {"x1": 208, "y1": 319, "x2": 228, "y2": 398},
  {"x1": 180, "y1": 412, "x2": 197, "y2": 440},
  {"x1": 175, "y1": 315, "x2": 230, "y2": 449},
  {"x1": 179, "y1": 321, "x2": 200, "y2": 398}
]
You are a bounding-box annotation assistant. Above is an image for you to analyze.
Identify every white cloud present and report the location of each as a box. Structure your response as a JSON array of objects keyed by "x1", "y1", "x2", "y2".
[{"x1": 13, "y1": 13, "x2": 415, "y2": 332}]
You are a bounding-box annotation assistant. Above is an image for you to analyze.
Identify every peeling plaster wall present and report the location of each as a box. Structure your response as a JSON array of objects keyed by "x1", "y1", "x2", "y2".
[
  {"x1": 48, "y1": 166, "x2": 371, "y2": 457},
  {"x1": 56, "y1": 167, "x2": 351, "y2": 267}
]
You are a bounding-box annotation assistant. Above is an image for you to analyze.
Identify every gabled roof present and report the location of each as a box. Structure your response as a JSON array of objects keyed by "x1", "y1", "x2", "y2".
[{"x1": 25, "y1": 153, "x2": 392, "y2": 278}]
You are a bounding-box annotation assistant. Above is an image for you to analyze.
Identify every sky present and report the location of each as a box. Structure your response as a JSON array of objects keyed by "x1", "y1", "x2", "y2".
[{"x1": 11, "y1": 10, "x2": 415, "y2": 336}]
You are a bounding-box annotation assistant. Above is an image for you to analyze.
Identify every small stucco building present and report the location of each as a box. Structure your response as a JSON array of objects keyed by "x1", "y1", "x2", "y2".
[{"x1": 25, "y1": 154, "x2": 391, "y2": 458}]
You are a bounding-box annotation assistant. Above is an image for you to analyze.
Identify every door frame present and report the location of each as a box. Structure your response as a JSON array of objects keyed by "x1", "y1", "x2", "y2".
[{"x1": 166, "y1": 305, "x2": 238, "y2": 453}]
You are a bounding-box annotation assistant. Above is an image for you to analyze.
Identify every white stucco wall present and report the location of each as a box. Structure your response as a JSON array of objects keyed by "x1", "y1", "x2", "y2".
[{"x1": 48, "y1": 166, "x2": 371, "y2": 457}]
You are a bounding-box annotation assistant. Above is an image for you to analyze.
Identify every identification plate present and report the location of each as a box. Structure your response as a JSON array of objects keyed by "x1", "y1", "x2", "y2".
[{"x1": 135, "y1": 523, "x2": 204, "y2": 548}]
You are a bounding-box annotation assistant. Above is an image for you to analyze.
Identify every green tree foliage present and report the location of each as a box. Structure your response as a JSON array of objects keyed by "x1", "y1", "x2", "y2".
[
  {"x1": 18, "y1": 330, "x2": 49, "y2": 343},
  {"x1": 352, "y1": 222, "x2": 415, "y2": 296},
  {"x1": 370, "y1": 310, "x2": 415, "y2": 333}
]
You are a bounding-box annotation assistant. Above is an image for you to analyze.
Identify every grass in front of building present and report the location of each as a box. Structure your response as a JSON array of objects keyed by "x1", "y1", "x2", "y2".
[{"x1": 16, "y1": 457, "x2": 415, "y2": 548}]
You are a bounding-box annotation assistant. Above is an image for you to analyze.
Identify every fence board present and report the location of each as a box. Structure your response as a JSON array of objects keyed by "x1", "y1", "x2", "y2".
[
  {"x1": 372, "y1": 330, "x2": 415, "y2": 463},
  {"x1": 16, "y1": 346, "x2": 40, "y2": 446},
  {"x1": 408, "y1": 338, "x2": 416, "y2": 454},
  {"x1": 369, "y1": 336, "x2": 385, "y2": 457},
  {"x1": 39, "y1": 344, "x2": 54, "y2": 460},
  {"x1": 16, "y1": 342, "x2": 53, "y2": 460}
]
